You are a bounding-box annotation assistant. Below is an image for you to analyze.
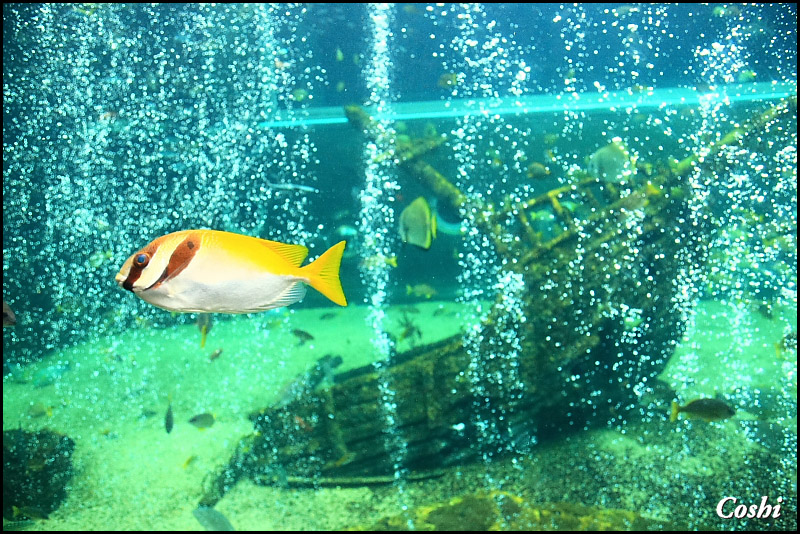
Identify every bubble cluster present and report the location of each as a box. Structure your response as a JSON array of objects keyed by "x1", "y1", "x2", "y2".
[
  {"x1": 355, "y1": 2, "x2": 411, "y2": 507},
  {"x1": 3, "y1": 4, "x2": 326, "y2": 357}
]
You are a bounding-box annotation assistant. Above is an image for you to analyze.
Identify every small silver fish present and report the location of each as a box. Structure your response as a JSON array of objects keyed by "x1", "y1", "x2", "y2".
[
  {"x1": 193, "y1": 506, "x2": 235, "y2": 531},
  {"x1": 189, "y1": 413, "x2": 215, "y2": 429}
]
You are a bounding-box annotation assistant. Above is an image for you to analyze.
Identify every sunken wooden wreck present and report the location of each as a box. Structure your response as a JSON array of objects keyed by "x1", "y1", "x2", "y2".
[{"x1": 198, "y1": 98, "x2": 793, "y2": 505}]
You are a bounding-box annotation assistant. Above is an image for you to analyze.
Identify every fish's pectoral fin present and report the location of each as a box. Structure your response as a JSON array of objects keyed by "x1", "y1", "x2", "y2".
[{"x1": 268, "y1": 281, "x2": 307, "y2": 310}]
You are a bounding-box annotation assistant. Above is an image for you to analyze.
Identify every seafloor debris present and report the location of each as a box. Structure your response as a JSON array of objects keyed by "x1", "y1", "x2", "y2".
[
  {"x1": 357, "y1": 491, "x2": 684, "y2": 530},
  {"x1": 196, "y1": 98, "x2": 793, "y2": 507}
]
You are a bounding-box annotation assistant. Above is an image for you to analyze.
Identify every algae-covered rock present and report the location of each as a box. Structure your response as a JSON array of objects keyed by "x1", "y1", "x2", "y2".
[
  {"x1": 356, "y1": 491, "x2": 685, "y2": 531},
  {"x1": 3, "y1": 429, "x2": 76, "y2": 520}
]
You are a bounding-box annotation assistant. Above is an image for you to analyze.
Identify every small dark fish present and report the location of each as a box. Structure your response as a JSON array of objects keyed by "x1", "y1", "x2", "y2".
[
  {"x1": 197, "y1": 313, "x2": 213, "y2": 348},
  {"x1": 3, "y1": 299, "x2": 16, "y2": 327},
  {"x1": 165, "y1": 403, "x2": 174, "y2": 434},
  {"x1": 209, "y1": 348, "x2": 223, "y2": 361},
  {"x1": 318, "y1": 354, "x2": 343, "y2": 379},
  {"x1": 319, "y1": 312, "x2": 338, "y2": 320},
  {"x1": 437, "y1": 72, "x2": 459, "y2": 89},
  {"x1": 27, "y1": 402, "x2": 53, "y2": 419},
  {"x1": 670, "y1": 398, "x2": 735, "y2": 422},
  {"x1": 406, "y1": 283, "x2": 437, "y2": 299},
  {"x1": 189, "y1": 413, "x2": 215, "y2": 429},
  {"x1": 292, "y1": 329, "x2": 315, "y2": 346},
  {"x1": 32, "y1": 363, "x2": 71, "y2": 388}
]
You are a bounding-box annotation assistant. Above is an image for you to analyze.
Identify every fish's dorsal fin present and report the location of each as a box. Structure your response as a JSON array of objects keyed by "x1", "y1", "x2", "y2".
[{"x1": 256, "y1": 239, "x2": 309, "y2": 267}]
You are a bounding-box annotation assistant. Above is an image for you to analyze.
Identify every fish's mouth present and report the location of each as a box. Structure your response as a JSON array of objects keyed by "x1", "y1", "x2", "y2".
[
  {"x1": 115, "y1": 272, "x2": 138, "y2": 293},
  {"x1": 116, "y1": 271, "x2": 164, "y2": 293}
]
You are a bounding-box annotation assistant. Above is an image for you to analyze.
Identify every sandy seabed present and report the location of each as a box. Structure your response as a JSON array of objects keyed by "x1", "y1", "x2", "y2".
[{"x1": 3, "y1": 299, "x2": 796, "y2": 531}]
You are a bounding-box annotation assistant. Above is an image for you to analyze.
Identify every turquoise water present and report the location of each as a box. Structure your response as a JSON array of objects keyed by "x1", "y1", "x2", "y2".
[{"x1": 3, "y1": 3, "x2": 797, "y2": 531}]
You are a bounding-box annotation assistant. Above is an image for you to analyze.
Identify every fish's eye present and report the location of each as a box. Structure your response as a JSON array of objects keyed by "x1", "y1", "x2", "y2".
[{"x1": 134, "y1": 253, "x2": 150, "y2": 267}]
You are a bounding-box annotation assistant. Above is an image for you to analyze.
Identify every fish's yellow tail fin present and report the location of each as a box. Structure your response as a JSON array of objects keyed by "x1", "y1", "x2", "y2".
[
  {"x1": 302, "y1": 241, "x2": 347, "y2": 306},
  {"x1": 670, "y1": 401, "x2": 680, "y2": 422}
]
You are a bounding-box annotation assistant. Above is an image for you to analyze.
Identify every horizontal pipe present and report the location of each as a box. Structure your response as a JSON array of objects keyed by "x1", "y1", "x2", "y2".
[{"x1": 257, "y1": 81, "x2": 796, "y2": 128}]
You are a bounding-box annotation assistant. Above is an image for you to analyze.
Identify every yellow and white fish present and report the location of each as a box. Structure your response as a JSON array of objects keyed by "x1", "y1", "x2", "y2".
[
  {"x1": 116, "y1": 230, "x2": 347, "y2": 314},
  {"x1": 399, "y1": 196, "x2": 437, "y2": 250},
  {"x1": 587, "y1": 137, "x2": 637, "y2": 183}
]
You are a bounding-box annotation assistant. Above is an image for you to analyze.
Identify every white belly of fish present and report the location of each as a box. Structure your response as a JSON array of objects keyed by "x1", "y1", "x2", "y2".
[{"x1": 137, "y1": 259, "x2": 308, "y2": 314}]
